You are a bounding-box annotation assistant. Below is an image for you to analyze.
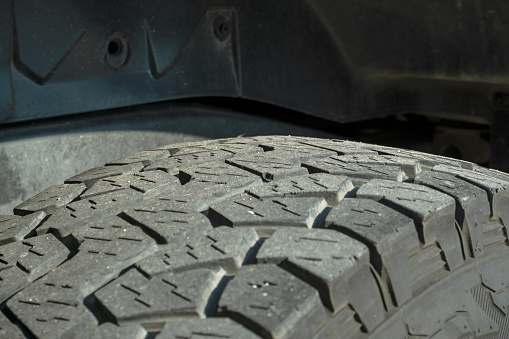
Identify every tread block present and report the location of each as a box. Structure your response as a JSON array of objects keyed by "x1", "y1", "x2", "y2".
[
  {"x1": 144, "y1": 150, "x2": 236, "y2": 174},
  {"x1": 331, "y1": 154, "x2": 422, "y2": 177},
  {"x1": 131, "y1": 177, "x2": 263, "y2": 221},
  {"x1": 218, "y1": 139, "x2": 263, "y2": 146},
  {"x1": 154, "y1": 139, "x2": 218, "y2": 153},
  {"x1": 303, "y1": 157, "x2": 406, "y2": 182},
  {"x1": 256, "y1": 228, "x2": 384, "y2": 331},
  {"x1": 226, "y1": 155, "x2": 309, "y2": 181},
  {"x1": 415, "y1": 171, "x2": 491, "y2": 257},
  {"x1": 35, "y1": 216, "x2": 155, "y2": 295},
  {"x1": 247, "y1": 173, "x2": 354, "y2": 204},
  {"x1": 218, "y1": 264, "x2": 327, "y2": 339},
  {"x1": 170, "y1": 143, "x2": 262, "y2": 157},
  {"x1": 363, "y1": 145, "x2": 475, "y2": 170},
  {"x1": 0, "y1": 211, "x2": 46, "y2": 245},
  {"x1": 13, "y1": 183, "x2": 86, "y2": 216},
  {"x1": 107, "y1": 150, "x2": 170, "y2": 166},
  {"x1": 137, "y1": 227, "x2": 259, "y2": 276},
  {"x1": 229, "y1": 136, "x2": 315, "y2": 143},
  {"x1": 259, "y1": 140, "x2": 328, "y2": 150},
  {"x1": 38, "y1": 190, "x2": 143, "y2": 238},
  {"x1": 8, "y1": 283, "x2": 98, "y2": 338},
  {"x1": 205, "y1": 144, "x2": 263, "y2": 155},
  {"x1": 76, "y1": 323, "x2": 147, "y2": 339},
  {"x1": 208, "y1": 196, "x2": 327, "y2": 229},
  {"x1": 65, "y1": 162, "x2": 144, "y2": 188},
  {"x1": 226, "y1": 157, "x2": 308, "y2": 181},
  {"x1": 72, "y1": 216, "x2": 156, "y2": 265},
  {"x1": 81, "y1": 170, "x2": 179, "y2": 199},
  {"x1": 0, "y1": 312, "x2": 25, "y2": 339},
  {"x1": 179, "y1": 162, "x2": 260, "y2": 186},
  {"x1": 474, "y1": 166, "x2": 509, "y2": 183},
  {"x1": 156, "y1": 318, "x2": 260, "y2": 339},
  {"x1": 324, "y1": 199, "x2": 419, "y2": 307},
  {"x1": 219, "y1": 137, "x2": 315, "y2": 147},
  {"x1": 299, "y1": 139, "x2": 378, "y2": 155},
  {"x1": 234, "y1": 149, "x2": 328, "y2": 163},
  {"x1": 43, "y1": 216, "x2": 156, "y2": 297},
  {"x1": 433, "y1": 164, "x2": 509, "y2": 233},
  {"x1": 172, "y1": 179, "x2": 265, "y2": 212},
  {"x1": 7, "y1": 216, "x2": 157, "y2": 337},
  {"x1": 356, "y1": 179, "x2": 463, "y2": 271},
  {"x1": 256, "y1": 143, "x2": 336, "y2": 161},
  {"x1": 95, "y1": 268, "x2": 225, "y2": 323},
  {"x1": 0, "y1": 234, "x2": 69, "y2": 303},
  {"x1": 122, "y1": 197, "x2": 213, "y2": 244}
]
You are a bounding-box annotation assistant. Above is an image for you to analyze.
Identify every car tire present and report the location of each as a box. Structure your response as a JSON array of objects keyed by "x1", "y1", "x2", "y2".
[{"x1": 1, "y1": 135, "x2": 508, "y2": 338}]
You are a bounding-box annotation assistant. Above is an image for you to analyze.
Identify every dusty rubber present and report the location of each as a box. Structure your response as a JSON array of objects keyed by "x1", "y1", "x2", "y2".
[{"x1": 1, "y1": 135, "x2": 509, "y2": 338}]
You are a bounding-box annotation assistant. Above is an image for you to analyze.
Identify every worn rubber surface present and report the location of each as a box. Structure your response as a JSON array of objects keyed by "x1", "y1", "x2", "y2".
[{"x1": 1, "y1": 135, "x2": 509, "y2": 338}]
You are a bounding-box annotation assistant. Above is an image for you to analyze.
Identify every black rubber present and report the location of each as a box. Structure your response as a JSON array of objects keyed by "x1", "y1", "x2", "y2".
[{"x1": 1, "y1": 135, "x2": 509, "y2": 338}]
